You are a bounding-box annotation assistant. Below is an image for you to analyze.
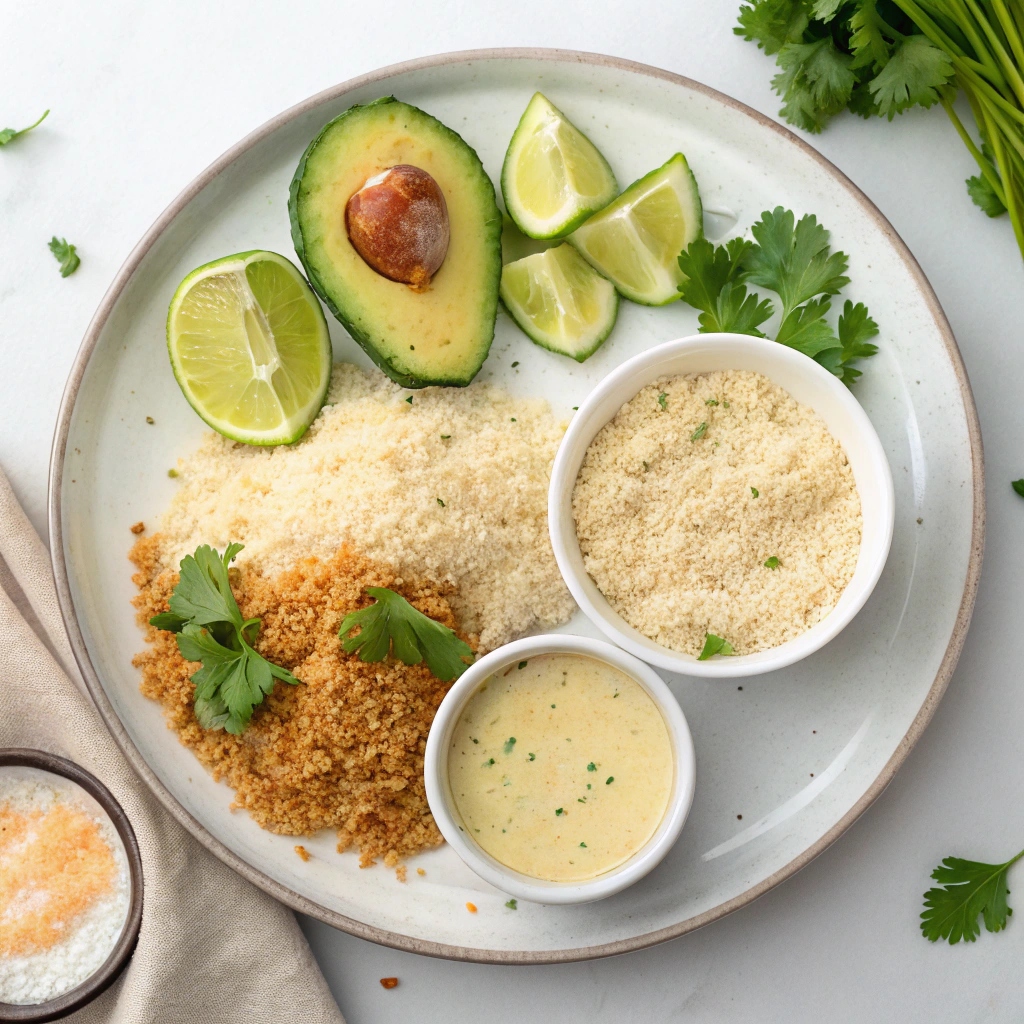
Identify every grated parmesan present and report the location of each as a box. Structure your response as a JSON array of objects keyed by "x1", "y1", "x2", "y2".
[
  {"x1": 152, "y1": 363, "x2": 575, "y2": 651},
  {"x1": 572, "y1": 370, "x2": 862, "y2": 656}
]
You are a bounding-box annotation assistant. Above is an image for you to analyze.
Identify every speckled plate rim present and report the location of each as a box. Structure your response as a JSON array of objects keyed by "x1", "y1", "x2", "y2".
[
  {"x1": 47, "y1": 47, "x2": 985, "y2": 965},
  {"x1": 0, "y1": 749, "x2": 144, "y2": 1022}
]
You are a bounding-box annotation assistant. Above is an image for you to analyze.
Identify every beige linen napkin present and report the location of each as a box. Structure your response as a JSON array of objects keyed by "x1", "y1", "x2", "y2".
[{"x1": 0, "y1": 467, "x2": 345, "y2": 1024}]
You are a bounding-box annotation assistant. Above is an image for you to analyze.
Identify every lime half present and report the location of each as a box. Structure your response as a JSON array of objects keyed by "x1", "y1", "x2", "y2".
[
  {"x1": 501, "y1": 93, "x2": 618, "y2": 240},
  {"x1": 500, "y1": 243, "x2": 618, "y2": 362},
  {"x1": 167, "y1": 251, "x2": 332, "y2": 445},
  {"x1": 569, "y1": 153, "x2": 703, "y2": 306}
]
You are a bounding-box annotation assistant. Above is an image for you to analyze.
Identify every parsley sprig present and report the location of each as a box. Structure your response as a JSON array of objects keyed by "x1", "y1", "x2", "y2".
[
  {"x1": 678, "y1": 207, "x2": 879, "y2": 385},
  {"x1": 339, "y1": 587, "x2": 472, "y2": 681},
  {"x1": 0, "y1": 109, "x2": 48, "y2": 146},
  {"x1": 735, "y1": 0, "x2": 1024, "y2": 266},
  {"x1": 150, "y1": 544, "x2": 299, "y2": 734},
  {"x1": 921, "y1": 848, "x2": 1024, "y2": 943},
  {"x1": 48, "y1": 237, "x2": 80, "y2": 277}
]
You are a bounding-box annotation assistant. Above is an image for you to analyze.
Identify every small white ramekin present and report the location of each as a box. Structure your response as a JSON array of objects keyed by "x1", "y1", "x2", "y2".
[
  {"x1": 423, "y1": 634, "x2": 696, "y2": 905},
  {"x1": 548, "y1": 334, "x2": 895, "y2": 678}
]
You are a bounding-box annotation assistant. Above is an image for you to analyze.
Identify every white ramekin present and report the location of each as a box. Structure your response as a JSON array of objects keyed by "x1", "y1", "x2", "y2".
[
  {"x1": 423, "y1": 634, "x2": 696, "y2": 905},
  {"x1": 548, "y1": 333, "x2": 895, "y2": 678}
]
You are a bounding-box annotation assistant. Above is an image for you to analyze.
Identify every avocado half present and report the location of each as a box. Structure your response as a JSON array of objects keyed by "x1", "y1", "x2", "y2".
[{"x1": 289, "y1": 97, "x2": 502, "y2": 388}]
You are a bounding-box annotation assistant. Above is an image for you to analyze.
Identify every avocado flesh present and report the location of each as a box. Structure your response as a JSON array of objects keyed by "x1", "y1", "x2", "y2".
[{"x1": 289, "y1": 98, "x2": 502, "y2": 388}]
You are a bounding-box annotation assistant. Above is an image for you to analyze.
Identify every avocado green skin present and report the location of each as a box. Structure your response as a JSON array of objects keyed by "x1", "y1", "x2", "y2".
[{"x1": 288, "y1": 97, "x2": 502, "y2": 389}]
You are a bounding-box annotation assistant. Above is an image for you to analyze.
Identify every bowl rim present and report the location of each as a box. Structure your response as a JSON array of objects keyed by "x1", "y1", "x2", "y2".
[
  {"x1": 0, "y1": 749, "x2": 144, "y2": 1023},
  {"x1": 423, "y1": 635, "x2": 696, "y2": 904},
  {"x1": 45, "y1": 47, "x2": 984, "y2": 964},
  {"x1": 548, "y1": 332, "x2": 897, "y2": 677}
]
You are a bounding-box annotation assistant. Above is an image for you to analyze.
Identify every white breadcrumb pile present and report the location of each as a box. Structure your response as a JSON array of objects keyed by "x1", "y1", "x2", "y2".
[
  {"x1": 572, "y1": 370, "x2": 862, "y2": 656},
  {"x1": 156, "y1": 363, "x2": 575, "y2": 650}
]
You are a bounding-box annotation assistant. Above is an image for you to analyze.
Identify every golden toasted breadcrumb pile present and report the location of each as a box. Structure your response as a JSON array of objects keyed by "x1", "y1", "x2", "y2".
[{"x1": 131, "y1": 536, "x2": 471, "y2": 870}]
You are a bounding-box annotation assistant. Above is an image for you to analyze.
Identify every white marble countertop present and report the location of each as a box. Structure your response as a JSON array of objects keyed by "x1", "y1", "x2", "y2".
[{"x1": 3, "y1": 1, "x2": 1023, "y2": 1019}]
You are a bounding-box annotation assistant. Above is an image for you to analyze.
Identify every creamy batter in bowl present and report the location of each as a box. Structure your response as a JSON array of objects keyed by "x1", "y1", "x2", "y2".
[{"x1": 424, "y1": 636, "x2": 696, "y2": 905}]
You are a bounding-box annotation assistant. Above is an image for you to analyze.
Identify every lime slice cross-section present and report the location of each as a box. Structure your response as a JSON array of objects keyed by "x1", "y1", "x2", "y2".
[
  {"x1": 167, "y1": 250, "x2": 333, "y2": 445},
  {"x1": 500, "y1": 243, "x2": 618, "y2": 362},
  {"x1": 501, "y1": 93, "x2": 618, "y2": 240},
  {"x1": 568, "y1": 153, "x2": 703, "y2": 306}
]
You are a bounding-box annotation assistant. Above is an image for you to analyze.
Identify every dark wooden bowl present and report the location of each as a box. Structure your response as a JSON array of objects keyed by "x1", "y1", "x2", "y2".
[{"x1": 0, "y1": 750, "x2": 144, "y2": 1023}]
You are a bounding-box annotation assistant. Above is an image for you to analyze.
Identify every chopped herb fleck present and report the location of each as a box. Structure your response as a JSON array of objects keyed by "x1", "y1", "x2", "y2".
[
  {"x1": 518, "y1": 661, "x2": 528, "y2": 670},
  {"x1": 510, "y1": 417, "x2": 516, "y2": 422},
  {"x1": 572, "y1": 406, "x2": 578, "y2": 410},
  {"x1": 49, "y1": 236, "x2": 80, "y2": 277},
  {"x1": 528, "y1": 752, "x2": 535, "y2": 761},
  {"x1": 472, "y1": 738, "x2": 479, "y2": 744},
  {"x1": 751, "y1": 487, "x2": 759, "y2": 497},
  {"x1": 698, "y1": 633, "x2": 735, "y2": 660},
  {"x1": 503, "y1": 737, "x2": 516, "y2": 754},
  {"x1": 690, "y1": 421, "x2": 708, "y2": 442},
  {"x1": 555, "y1": 807, "x2": 564, "y2": 816},
  {"x1": 511, "y1": 361, "x2": 519, "y2": 368},
  {"x1": 657, "y1": 392, "x2": 668, "y2": 410},
  {"x1": 145, "y1": 416, "x2": 155, "y2": 425},
  {"x1": 484, "y1": 758, "x2": 495, "y2": 766},
  {"x1": 579, "y1": 842, "x2": 587, "y2": 848},
  {"x1": 613, "y1": 691, "x2": 619, "y2": 698},
  {"x1": 605, "y1": 777, "x2": 614, "y2": 785},
  {"x1": 642, "y1": 460, "x2": 650, "y2": 471},
  {"x1": 587, "y1": 762, "x2": 597, "y2": 772},
  {"x1": 440, "y1": 434, "x2": 451, "y2": 439},
  {"x1": 706, "y1": 398, "x2": 719, "y2": 406},
  {"x1": 578, "y1": 798, "x2": 586, "y2": 803},
  {"x1": 723, "y1": 400, "x2": 730, "y2": 408},
  {"x1": 405, "y1": 396, "x2": 413, "y2": 404},
  {"x1": 167, "y1": 468, "x2": 178, "y2": 478},
  {"x1": 586, "y1": 783, "x2": 591, "y2": 790},
  {"x1": 436, "y1": 497, "x2": 445, "y2": 507},
  {"x1": 764, "y1": 556, "x2": 781, "y2": 569},
  {"x1": 550, "y1": 704, "x2": 556, "y2": 708},
  {"x1": 505, "y1": 899, "x2": 518, "y2": 909}
]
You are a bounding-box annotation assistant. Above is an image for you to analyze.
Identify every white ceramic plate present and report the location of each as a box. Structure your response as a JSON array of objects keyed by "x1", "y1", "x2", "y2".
[{"x1": 50, "y1": 49, "x2": 983, "y2": 964}]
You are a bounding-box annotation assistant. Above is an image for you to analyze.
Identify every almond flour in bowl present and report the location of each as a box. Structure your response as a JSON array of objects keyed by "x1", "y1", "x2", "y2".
[
  {"x1": 571, "y1": 369, "x2": 862, "y2": 657},
  {"x1": 0, "y1": 763, "x2": 133, "y2": 1009}
]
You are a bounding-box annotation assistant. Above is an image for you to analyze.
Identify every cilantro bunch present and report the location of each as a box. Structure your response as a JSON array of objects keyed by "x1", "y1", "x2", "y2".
[
  {"x1": 150, "y1": 543, "x2": 299, "y2": 734},
  {"x1": 678, "y1": 206, "x2": 880, "y2": 384},
  {"x1": 736, "y1": 0, "x2": 1024, "y2": 263}
]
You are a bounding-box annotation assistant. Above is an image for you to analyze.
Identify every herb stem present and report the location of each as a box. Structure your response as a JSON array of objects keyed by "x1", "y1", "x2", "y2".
[{"x1": 940, "y1": 95, "x2": 1008, "y2": 206}]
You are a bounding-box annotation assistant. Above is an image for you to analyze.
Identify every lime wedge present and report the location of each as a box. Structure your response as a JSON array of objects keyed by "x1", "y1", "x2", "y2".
[
  {"x1": 501, "y1": 93, "x2": 618, "y2": 240},
  {"x1": 167, "y1": 250, "x2": 332, "y2": 445},
  {"x1": 569, "y1": 153, "x2": 703, "y2": 306},
  {"x1": 500, "y1": 243, "x2": 618, "y2": 362}
]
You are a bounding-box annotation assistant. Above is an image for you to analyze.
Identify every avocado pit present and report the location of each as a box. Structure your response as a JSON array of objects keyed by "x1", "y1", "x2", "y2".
[{"x1": 345, "y1": 164, "x2": 450, "y2": 291}]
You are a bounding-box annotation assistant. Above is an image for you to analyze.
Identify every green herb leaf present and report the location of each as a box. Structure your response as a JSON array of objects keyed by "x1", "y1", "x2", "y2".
[
  {"x1": 658, "y1": 392, "x2": 668, "y2": 410},
  {"x1": 1012, "y1": 480, "x2": 1024, "y2": 498},
  {"x1": 150, "y1": 544, "x2": 299, "y2": 734},
  {"x1": 848, "y1": 0, "x2": 893, "y2": 72},
  {"x1": 48, "y1": 237, "x2": 80, "y2": 278},
  {"x1": 706, "y1": 398, "x2": 719, "y2": 406},
  {"x1": 690, "y1": 421, "x2": 708, "y2": 442},
  {"x1": 921, "y1": 850, "x2": 1024, "y2": 944},
  {"x1": 503, "y1": 737, "x2": 516, "y2": 754},
  {"x1": 605, "y1": 776, "x2": 614, "y2": 785},
  {"x1": 505, "y1": 899, "x2": 518, "y2": 909},
  {"x1": 0, "y1": 109, "x2": 48, "y2": 146},
  {"x1": 735, "y1": 0, "x2": 810, "y2": 56},
  {"x1": 751, "y1": 486, "x2": 759, "y2": 497},
  {"x1": 775, "y1": 296, "x2": 842, "y2": 360},
  {"x1": 772, "y1": 38, "x2": 856, "y2": 133},
  {"x1": 868, "y1": 35, "x2": 954, "y2": 120},
  {"x1": 698, "y1": 633, "x2": 736, "y2": 660},
  {"x1": 967, "y1": 175, "x2": 1007, "y2": 218},
  {"x1": 743, "y1": 208, "x2": 850, "y2": 319},
  {"x1": 678, "y1": 236, "x2": 774, "y2": 335},
  {"x1": 555, "y1": 807, "x2": 564, "y2": 816},
  {"x1": 764, "y1": 556, "x2": 781, "y2": 569},
  {"x1": 338, "y1": 587, "x2": 472, "y2": 682}
]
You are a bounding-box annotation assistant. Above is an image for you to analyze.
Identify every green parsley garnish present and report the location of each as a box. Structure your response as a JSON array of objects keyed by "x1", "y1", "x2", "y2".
[
  {"x1": 338, "y1": 587, "x2": 472, "y2": 682},
  {"x1": 587, "y1": 762, "x2": 597, "y2": 772},
  {"x1": 642, "y1": 460, "x2": 649, "y2": 471},
  {"x1": 505, "y1": 898, "x2": 518, "y2": 909},
  {"x1": 440, "y1": 434, "x2": 451, "y2": 439},
  {"x1": 1013, "y1": 480, "x2": 1024, "y2": 498},
  {"x1": 580, "y1": 842, "x2": 587, "y2": 847},
  {"x1": 48, "y1": 237, "x2": 80, "y2": 278},
  {"x1": 503, "y1": 737, "x2": 516, "y2": 754},
  {"x1": 678, "y1": 209, "x2": 878, "y2": 385},
  {"x1": 706, "y1": 398, "x2": 719, "y2": 406},
  {"x1": 751, "y1": 486, "x2": 759, "y2": 497},
  {"x1": 698, "y1": 633, "x2": 736, "y2": 660},
  {"x1": 405, "y1": 395, "x2": 413, "y2": 403},
  {"x1": 167, "y1": 468, "x2": 179, "y2": 478},
  {"x1": 764, "y1": 556, "x2": 781, "y2": 569},
  {"x1": 555, "y1": 807, "x2": 564, "y2": 816},
  {"x1": 510, "y1": 417, "x2": 516, "y2": 422},
  {"x1": 149, "y1": 543, "x2": 299, "y2": 734},
  {"x1": 0, "y1": 109, "x2": 48, "y2": 146},
  {"x1": 657, "y1": 392, "x2": 668, "y2": 410},
  {"x1": 511, "y1": 361, "x2": 519, "y2": 367},
  {"x1": 586, "y1": 783, "x2": 591, "y2": 790},
  {"x1": 518, "y1": 661, "x2": 528, "y2": 669},
  {"x1": 605, "y1": 777, "x2": 614, "y2": 785},
  {"x1": 436, "y1": 497, "x2": 445, "y2": 507},
  {"x1": 921, "y1": 848, "x2": 1024, "y2": 944},
  {"x1": 484, "y1": 758, "x2": 495, "y2": 766},
  {"x1": 528, "y1": 752, "x2": 536, "y2": 761},
  {"x1": 690, "y1": 421, "x2": 708, "y2": 442},
  {"x1": 578, "y1": 797, "x2": 586, "y2": 803}
]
